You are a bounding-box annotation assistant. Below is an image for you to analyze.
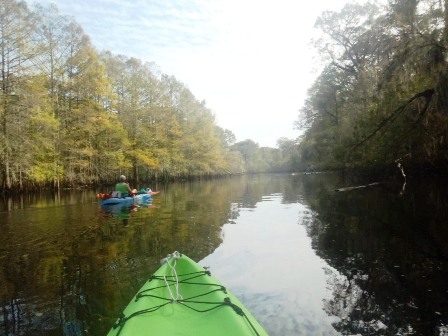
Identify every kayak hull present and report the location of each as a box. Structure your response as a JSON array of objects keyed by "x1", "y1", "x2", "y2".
[
  {"x1": 100, "y1": 193, "x2": 152, "y2": 205},
  {"x1": 107, "y1": 253, "x2": 268, "y2": 336}
]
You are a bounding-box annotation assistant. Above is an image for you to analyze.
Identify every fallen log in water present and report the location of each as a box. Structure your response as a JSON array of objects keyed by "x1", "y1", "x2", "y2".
[{"x1": 335, "y1": 182, "x2": 381, "y2": 192}]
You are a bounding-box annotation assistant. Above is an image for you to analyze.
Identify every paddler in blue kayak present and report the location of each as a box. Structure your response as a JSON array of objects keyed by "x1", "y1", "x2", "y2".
[{"x1": 114, "y1": 175, "x2": 134, "y2": 197}]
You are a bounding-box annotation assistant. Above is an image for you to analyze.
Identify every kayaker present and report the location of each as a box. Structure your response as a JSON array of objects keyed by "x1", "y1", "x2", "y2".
[{"x1": 115, "y1": 175, "x2": 133, "y2": 197}]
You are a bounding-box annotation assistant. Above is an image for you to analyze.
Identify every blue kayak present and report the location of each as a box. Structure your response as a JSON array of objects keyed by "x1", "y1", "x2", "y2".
[{"x1": 100, "y1": 194, "x2": 152, "y2": 205}]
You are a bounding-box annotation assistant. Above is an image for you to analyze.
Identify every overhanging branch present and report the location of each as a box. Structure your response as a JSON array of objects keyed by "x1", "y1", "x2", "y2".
[{"x1": 354, "y1": 88, "x2": 435, "y2": 149}]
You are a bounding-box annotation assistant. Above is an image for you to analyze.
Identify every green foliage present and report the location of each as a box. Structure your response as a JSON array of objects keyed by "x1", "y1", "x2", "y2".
[
  {"x1": 0, "y1": 0, "x2": 299, "y2": 190},
  {"x1": 0, "y1": 0, "x2": 291, "y2": 190},
  {"x1": 230, "y1": 139, "x2": 292, "y2": 173},
  {"x1": 295, "y1": 0, "x2": 448, "y2": 174}
]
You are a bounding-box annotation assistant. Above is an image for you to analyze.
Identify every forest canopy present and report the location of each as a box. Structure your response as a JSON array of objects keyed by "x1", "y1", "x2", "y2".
[
  {"x1": 0, "y1": 0, "x2": 293, "y2": 191},
  {"x1": 296, "y1": 0, "x2": 448, "y2": 176},
  {"x1": 4, "y1": 0, "x2": 446, "y2": 191}
]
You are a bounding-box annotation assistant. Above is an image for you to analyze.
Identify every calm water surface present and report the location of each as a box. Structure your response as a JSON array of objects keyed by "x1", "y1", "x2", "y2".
[{"x1": 0, "y1": 173, "x2": 447, "y2": 335}]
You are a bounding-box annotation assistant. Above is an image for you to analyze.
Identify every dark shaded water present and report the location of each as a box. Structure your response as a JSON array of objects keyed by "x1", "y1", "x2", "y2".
[{"x1": 0, "y1": 174, "x2": 447, "y2": 335}]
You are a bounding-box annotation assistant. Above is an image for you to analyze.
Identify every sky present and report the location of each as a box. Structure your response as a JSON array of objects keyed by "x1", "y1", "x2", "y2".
[{"x1": 28, "y1": 0, "x2": 361, "y2": 147}]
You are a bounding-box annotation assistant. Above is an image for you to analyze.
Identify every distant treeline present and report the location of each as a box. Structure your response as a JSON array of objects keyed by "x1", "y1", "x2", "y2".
[
  {"x1": 0, "y1": 0, "x2": 294, "y2": 191},
  {"x1": 295, "y1": 0, "x2": 448, "y2": 177}
]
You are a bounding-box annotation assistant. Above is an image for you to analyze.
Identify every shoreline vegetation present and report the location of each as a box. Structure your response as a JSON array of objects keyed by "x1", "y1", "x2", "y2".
[
  {"x1": 294, "y1": 1, "x2": 448, "y2": 179},
  {"x1": 3, "y1": 0, "x2": 448, "y2": 193},
  {"x1": 0, "y1": 1, "x2": 293, "y2": 193}
]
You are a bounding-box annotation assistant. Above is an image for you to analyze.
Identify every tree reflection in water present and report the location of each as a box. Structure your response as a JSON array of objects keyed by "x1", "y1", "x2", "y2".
[
  {"x1": 298, "y1": 174, "x2": 448, "y2": 335},
  {"x1": 1, "y1": 174, "x2": 447, "y2": 335}
]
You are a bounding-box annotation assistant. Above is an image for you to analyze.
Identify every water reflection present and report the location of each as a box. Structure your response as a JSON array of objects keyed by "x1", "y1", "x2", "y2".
[
  {"x1": 201, "y1": 195, "x2": 340, "y2": 336},
  {"x1": 1, "y1": 174, "x2": 447, "y2": 335},
  {"x1": 297, "y1": 174, "x2": 448, "y2": 335},
  {"x1": 100, "y1": 198, "x2": 153, "y2": 226}
]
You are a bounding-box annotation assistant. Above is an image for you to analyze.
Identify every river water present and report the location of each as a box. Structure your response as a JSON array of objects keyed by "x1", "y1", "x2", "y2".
[{"x1": 0, "y1": 173, "x2": 447, "y2": 335}]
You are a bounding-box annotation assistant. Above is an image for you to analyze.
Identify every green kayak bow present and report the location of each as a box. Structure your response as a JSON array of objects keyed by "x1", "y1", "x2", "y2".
[{"x1": 108, "y1": 252, "x2": 269, "y2": 336}]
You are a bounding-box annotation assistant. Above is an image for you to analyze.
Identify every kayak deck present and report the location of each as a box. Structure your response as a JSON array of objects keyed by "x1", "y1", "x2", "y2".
[{"x1": 108, "y1": 252, "x2": 268, "y2": 336}]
